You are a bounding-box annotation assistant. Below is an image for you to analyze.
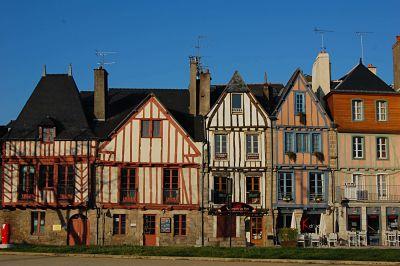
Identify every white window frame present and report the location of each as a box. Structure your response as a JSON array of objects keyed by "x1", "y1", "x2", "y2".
[
  {"x1": 377, "y1": 173, "x2": 388, "y2": 200},
  {"x1": 309, "y1": 172, "x2": 324, "y2": 201},
  {"x1": 246, "y1": 133, "x2": 259, "y2": 160},
  {"x1": 214, "y1": 133, "x2": 228, "y2": 159},
  {"x1": 231, "y1": 93, "x2": 243, "y2": 113},
  {"x1": 352, "y1": 100, "x2": 364, "y2": 121},
  {"x1": 376, "y1": 100, "x2": 388, "y2": 121},
  {"x1": 352, "y1": 136, "x2": 364, "y2": 159},
  {"x1": 377, "y1": 137, "x2": 388, "y2": 159}
]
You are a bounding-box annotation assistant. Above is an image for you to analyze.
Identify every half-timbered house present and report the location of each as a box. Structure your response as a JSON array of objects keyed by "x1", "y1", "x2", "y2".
[
  {"x1": 327, "y1": 59, "x2": 400, "y2": 245},
  {"x1": 79, "y1": 67, "x2": 204, "y2": 246},
  {"x1": 272, "y1": 69, "x2": 336, "y2": 236},
  {"x1": 204, "y1": 71, "x2": 277, "y2": 246},
  {"x1": 0, "y1": 69, "x2": 97, "y2": 245}
]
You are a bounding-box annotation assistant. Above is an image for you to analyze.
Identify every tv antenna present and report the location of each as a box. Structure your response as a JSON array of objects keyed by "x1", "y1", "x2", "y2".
[
  {"x1": 355, "y1": 31, "x2": 373, "y2": 62},
  {"x1": 195, "y1": 35, "x2": 206, "y2": 59},
  {"x1": 95, "y1": 50, "x2": 117, "y2": 68},
  {"x1": 314, "y1": 27, "x2": 334, "y2": 51}
]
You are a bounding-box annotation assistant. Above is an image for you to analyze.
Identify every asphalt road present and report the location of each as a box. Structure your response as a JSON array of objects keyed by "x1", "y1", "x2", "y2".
[{"x1": 0, "y1": 254, "x2": 370, "y2": 266}]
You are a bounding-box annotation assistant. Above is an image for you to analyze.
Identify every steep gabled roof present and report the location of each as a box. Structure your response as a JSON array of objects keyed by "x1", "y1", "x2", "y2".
[
  {"x1": 4, "y1": 74, "x2": 95, "y2": 140},
  {"x1": 225, "y1": 71, "x2": 251, "y2": 93},
  {"x1": 333, "y1": 61, "x2": 394, "y2": 93},
  {"x1": 80, "y1": 88, "x2": 204, "y2": 142}
]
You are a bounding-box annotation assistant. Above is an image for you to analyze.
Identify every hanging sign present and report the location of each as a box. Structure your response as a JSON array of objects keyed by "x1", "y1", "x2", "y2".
[{"x1": 219, "y1": 202, "x2": 254, "y2": 215}]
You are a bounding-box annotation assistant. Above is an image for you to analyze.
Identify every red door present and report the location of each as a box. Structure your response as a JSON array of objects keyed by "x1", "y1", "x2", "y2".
[
  {"x1": 68, "y1": 215, "x2": 90, "y2": 246},
  {"x1": 143, "y1": 215, "x2": 156, "y2": 246}
]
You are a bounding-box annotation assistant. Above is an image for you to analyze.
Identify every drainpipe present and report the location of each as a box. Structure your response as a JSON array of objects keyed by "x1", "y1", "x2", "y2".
[
  {"x1": 201, "y1": 141, "x2": 206, "y2": 246},
  {"x1": 270, "y1": 116, "x2": 276, "y2": 245}
]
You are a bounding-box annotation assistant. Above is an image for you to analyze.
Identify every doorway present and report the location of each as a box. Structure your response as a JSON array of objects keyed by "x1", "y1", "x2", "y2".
[
  {"x1": 248, "y1": 216, "x2": 263, "y2": 246},
  {"x1": 367, "y1": 214, "x2": 380, "y2": 245},
  {"x1": 68, "y1": 214, "x2": 90, "y2": 246},
  {"x1": 143, "y1": 215, "x2": 157, "y2": 246}
]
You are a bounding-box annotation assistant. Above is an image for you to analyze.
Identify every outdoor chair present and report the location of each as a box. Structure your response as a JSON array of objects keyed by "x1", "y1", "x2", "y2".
[
  {"x1": 310, "y1": 233, "x2": 320, "y2": 247},
  {"x1": 327, "y1": 233, "x2": 338, "y2": 247},
  {"x1": 297, "y1": 234, "x2": 306, "y2": 247},
  {"x1": 358, "y1": 231, "x2": 367, "y2": 247},
  {"x1": 386, "y1": 231, "x2": 397, "y2": 247},
  {"x1": 347, "y1": 232, "x2": 357, "y2": 247}
]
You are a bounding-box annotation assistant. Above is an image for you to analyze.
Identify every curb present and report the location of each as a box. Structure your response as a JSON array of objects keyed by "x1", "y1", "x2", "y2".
[{"x1": 1, "y1": 251, "x2": 400, "y2": 265}]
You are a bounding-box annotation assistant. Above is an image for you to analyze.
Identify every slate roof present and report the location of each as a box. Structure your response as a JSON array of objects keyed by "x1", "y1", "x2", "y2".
[
  {"x1": 80, "y1": 88, "x2": 204, "y2": 142},
  {"x1": 4, "y1": 74, "x2": 95, "y2": 140},
  {"x1": 332, "y1": 61, "x2": 394, "y2": 93}
]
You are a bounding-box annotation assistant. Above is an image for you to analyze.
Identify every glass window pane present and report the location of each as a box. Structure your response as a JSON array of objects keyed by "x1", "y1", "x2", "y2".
[
  {"x1": 141, "y1": 121, "x2": 150, "y2": 137},
  {"x1": 152, "y1": 121, "x2": 161, "y2": 137},
  {"x1": 232, "y1": 94, "x2": 242, "y2": 110}
]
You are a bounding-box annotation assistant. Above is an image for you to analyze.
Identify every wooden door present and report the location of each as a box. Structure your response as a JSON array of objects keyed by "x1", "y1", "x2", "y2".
[
  {"x1": 250, "y1": 217, "x2": 263, "y2": 246},
  {"x1": 143, "y1": 215, "x2": 156, "y2": 246},
  {"x1": 68, "y1": 215, "x2": 90, "y2": 246}
]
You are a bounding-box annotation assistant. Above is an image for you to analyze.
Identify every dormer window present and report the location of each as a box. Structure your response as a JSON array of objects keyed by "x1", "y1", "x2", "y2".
[
  {"x1": 39, "y1": 127, "x2": 56, "y2": 142},
  {"x1": 231, "y1": 93, "x2": 243, "y2": 113}
]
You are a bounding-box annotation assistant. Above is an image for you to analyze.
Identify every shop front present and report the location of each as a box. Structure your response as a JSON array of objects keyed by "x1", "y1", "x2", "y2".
[
  {"x1": 386, "y1": 207, "x2": 399, "y2": 231},
  {"x1": 366, "y1": 207, "x2": 381, "y2": 246}
]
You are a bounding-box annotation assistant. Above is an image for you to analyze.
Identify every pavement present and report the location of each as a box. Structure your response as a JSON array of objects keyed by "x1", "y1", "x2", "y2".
[{"x1": 0, "y1": 253, "x2": 399, "y2": 266}]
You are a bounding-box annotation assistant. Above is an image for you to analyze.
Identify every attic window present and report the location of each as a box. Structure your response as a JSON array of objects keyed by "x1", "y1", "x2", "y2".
[
  {"x1": 231, "y1": 93, "x2": 243, "y2": 113},
  {"x1": 40, "y1": 127, "x2": 56, "y2": 142}
]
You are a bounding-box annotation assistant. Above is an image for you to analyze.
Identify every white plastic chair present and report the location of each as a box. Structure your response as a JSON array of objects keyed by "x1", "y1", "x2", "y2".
[
  {"x1": 348, "y1": 231, "x2": 357, "y2": 247},
  {"x1": 386, "y1": 231, "x2": 397, "y2": 246},
  {"x1": 310, "y1": 233, "x2": 320, "y2": 247},
  {"x1": 327, "y1": 233, "x2": 338, "y2": 247},
  {"x1": 297, "y1": 234, "x2": 306, "y2": 247},
  {"x1": 358, "y1": 231, "x2": 367, "y2": 247}
]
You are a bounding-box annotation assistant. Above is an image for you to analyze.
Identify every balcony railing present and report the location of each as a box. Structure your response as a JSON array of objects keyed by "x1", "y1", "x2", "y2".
[
  {"x1": 337, "y1": 184, "x2": 400, "y2": 202},
  {"x1": 120, "y1": 188, "x2": 138, "y2": 203},
  {"x1": 246, "y1": 191, "x2": 261, "y2": 204},
  {"x1": 215, "y1": 153, "x2": 228, "y2": 160},
  {"x1": 163, "y1": 188, "x2": 180, "y2": 205}
]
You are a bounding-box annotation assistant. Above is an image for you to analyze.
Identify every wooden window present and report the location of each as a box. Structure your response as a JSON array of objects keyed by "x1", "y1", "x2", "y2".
[
  {"x1": 246, "y1": 134, "x2": 259, "y2": 159},
  {"x1": 311, "y1": 133, "x2": 321, "y2": 153},
  {"x1": 231, "y1": 93, "x2": 243, "y2": 113},
  {"x1": 57, "y1": 165, "x2": 74, "y2": 200},
  {"x1": 18, "y1": 165, "x2": 35, "y2": 200},
  {"x1": 377, "y1": 137, "x2": 388, "y2": 159},
  {"x1": 295, "y1": 92, "x2": 305, "y2": 114},
  {"x1": 296, "y1": 133, "x2": 309, "y2": 153},
  {"x1": 163, "y1": 169, "x2": 179, "y2": 204},
  {"x1": 113, "y1": 214, "x2": 126, "y2": 235},
  {"x1": 120, "y1": 168, "x2": 137, "y2": 203},
  {"x1": 284, "y1": 132, "x2": 294, "y2": 153},
  {"x1": 39, "y1": 127, "x2": 56, "y2": 142},
  {"x1": 250, "y1": 217, "x2": 263, "y2": 240},
  {"x1": 38, "y1": 165, "x2": 54, "y2": 190},
  {"x1": 246, "y1": 176, "x2": 260, "y2": 204},
  {"x1": 173, "y1": 214, "x2": 186, "y2": 236},
  {"x1": 31, "y1": 211, "x2": 45, "y2": 234},
  {"x1": 213, "y1": 176, "x2": 228, "y2": 204},
  {"x1": 352, "y1": 136, "x2": 364, "y2": 159},
  {"x1": 278, "y1": 172, "x2": 293, "y2": 201},
  {"x1": 309, "y1": 172, "x2": 324, "y2": 202},
  {"x1": 214, "y1": 134, "x2": 227, "y2": 159},
  {"x1": 377, "y1": 174, "x2": 388, "y2": 200},
  {"x1": 352, "y1": 100, "x2": 363, "y2": 121},
  {"x1": 141, "y1": 120, "x2": 161, "y2": 138},
  {"x1": 376, "y1": 100, "x2": 388, "y2": 121},
  {"x1": 217, "y1": 215, "x2": 236, "y2": 237}
]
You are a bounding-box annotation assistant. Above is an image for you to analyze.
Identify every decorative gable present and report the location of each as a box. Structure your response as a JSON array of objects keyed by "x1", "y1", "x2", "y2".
[
  {"x1": 274, "y1": 70, "x2": 330, "y2": 127},
  {"x1": 98, "y1": 95, "x2": 200, "y2": 164}
]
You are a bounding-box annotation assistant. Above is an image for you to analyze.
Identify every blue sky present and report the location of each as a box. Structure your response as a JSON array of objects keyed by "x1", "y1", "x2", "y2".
[{"x1": 0, "y1": 1, "x2": 398, "y2": 123}]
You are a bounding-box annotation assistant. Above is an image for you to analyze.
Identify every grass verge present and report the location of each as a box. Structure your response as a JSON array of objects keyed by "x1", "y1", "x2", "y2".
[{"x1": 1, "y1": 245, "x2": 400, "y2": 262}]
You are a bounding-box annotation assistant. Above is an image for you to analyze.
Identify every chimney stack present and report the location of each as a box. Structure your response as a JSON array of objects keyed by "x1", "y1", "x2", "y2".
[
  {"x1": 368, "y1": 64, "x2": 377, "y2": 75},
  {"x1": 42, "y1": 65, "x2": 46, "y2": 77},
  {"x1": 312, "y1": 51, "x2": 331, "y2": 102},
  {"x1": 68, "y1": 64, "x2": 73, "y2": 76},
  {"x1": 189, "y1": 57, "x2": 198, "y2": 115},
  {"x1": 94, "y1": 67, "x2": 108, "y2": 121},
  {"x1": 393, "y1": 36, "x2": 400, "y2": 90},
  {"x1": 199, "y1": 69, "x2": 211, "y2": 116}
]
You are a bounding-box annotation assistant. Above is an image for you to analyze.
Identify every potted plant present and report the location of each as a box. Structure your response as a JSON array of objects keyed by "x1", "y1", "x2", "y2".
[
  {"x1": 282, "y1": 196, "x2": 292, "y2": 202},
  {"x1": 278, "y1": 228, "x2": 298, "y2": 247},
  {"x1": 285, "y1": 151, "x2": 296, "y2": 161},
  {"x1": 313, "y1": 151, "x2": 324, "y2": 161},
  {"x1": 296, "y1": 112, "x2": 306, "y2": 124},
  {"x1": 314, "y1": 196, "x2": 323, "y2": 203}
]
